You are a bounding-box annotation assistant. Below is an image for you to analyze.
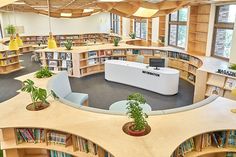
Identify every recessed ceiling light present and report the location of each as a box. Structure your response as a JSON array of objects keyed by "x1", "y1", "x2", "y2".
[
  {"x1": 60, "y1": 13, "x2": 72, "y2": 17},
  {"x1": 83, "y1": 9, "x2": 94, "y2": 13},
  {"x1": 133, "y1": 7, "x2": 158, "y2": 18}
]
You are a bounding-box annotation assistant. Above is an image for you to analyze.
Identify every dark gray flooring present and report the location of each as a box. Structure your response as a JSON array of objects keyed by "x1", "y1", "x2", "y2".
[
  {"x1": 0, "y1": 53, "x2": 194, "y2": 110},
  {"x1": 70, "y1": 74, "x2": 194, "y2": 110},
  {"x1": 0, "y1": 53, "x2": 40, "y2": 103}
]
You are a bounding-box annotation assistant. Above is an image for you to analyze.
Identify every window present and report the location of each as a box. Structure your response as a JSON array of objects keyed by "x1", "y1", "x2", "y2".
[
  {"x1": 110, "y1": 13, "x2": 120, "y2": 34},
  {"x1": 0, "y1": 23, "x2": 2, "y2": 39},
  {"x1": 168, "y1": 8, "x2": 188, "y2": 48},
  {"x1": 212, "y1": 4, "x2": 236, "y2": 59},
  {"x1": 134, "y1": 19, "x2": 147, "y2": 40}
]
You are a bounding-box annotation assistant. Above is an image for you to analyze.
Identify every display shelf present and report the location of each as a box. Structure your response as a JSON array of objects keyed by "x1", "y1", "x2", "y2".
[
  {"x1": 147, "y1": 19, "x2": 152, "y2": 46},
  {"x1": 158, "y1": 16, "x2": 166, "y2": 47},
  {"x1": 188, "y1": 4, "x2": 210, "y2": 56},
  {"x1": 207, "y1": 73, "x2": 226, "y2": 88},
  {"x1": 1, "y1": 128, "x2": 113, "y2": 157}
]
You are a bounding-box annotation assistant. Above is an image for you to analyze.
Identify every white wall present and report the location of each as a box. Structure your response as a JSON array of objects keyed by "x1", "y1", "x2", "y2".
[
  {"x1": 229, "y1": 15, "x2": 236, "y2": 64},
  {"x1": 1, "y1": 12, "x2": 111, "y2": 36}
]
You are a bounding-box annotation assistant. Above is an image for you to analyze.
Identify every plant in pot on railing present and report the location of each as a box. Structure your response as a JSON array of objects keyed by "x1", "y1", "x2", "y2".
[
  {"x1": 229, "y1": 64, "x2": 236, "y2": 70},
  {"x1": 21, "y1": 79, "x2": 58, "y2": 111},
  {"x1": 113, "y1": 37, "x2": 120, "y2": 47},
  {"x1": 129, "y1": 32, "x2": 136, "y2": 39},
  {"x1": 64, "y1": 40, "x2": 73, "y2": 50},
  {"x1": 123, "y1": 93, "x2": 150, "y2": 136},
  {"x1": 35, "y1": 66, "x2": 54, "y2": 78}
]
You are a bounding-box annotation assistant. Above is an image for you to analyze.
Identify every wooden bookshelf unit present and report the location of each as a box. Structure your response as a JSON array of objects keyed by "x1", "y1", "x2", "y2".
[
  {"x1": 194, "y1": 70, "x2": 236, "y2": 102},
  {"x1": 0, "y1": 50, "x2": 23, "y2": 74},
  {"x1": 147, "y1": 19, "x2": 152, "y2": 46},
  {"x1": 172, "y1": 130, "x2": 236, "y2": 157},
  {"x1": 1, "y1": 127, "x2": 113, "y2": 157},
  {"x1": 158, "y1": 16, "x2": 166, "y2": 47},
  {"x1": 188, "y1": 5, "x2": 210, "y2": 55}
]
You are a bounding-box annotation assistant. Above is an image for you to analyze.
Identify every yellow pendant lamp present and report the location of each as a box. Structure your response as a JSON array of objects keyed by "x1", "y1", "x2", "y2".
[
  {"x1": 15, "y1": 33, "x2": 23, "y2": 47},
  {"x1": 47, "y1": 0, "x2": 57, "y2": 49},
  {"x1": 230, "y1": 88, "x2": 236, "y2": 113},
  {"x1": 9, "y1": 35, "x2": 19, "y2": 50}
]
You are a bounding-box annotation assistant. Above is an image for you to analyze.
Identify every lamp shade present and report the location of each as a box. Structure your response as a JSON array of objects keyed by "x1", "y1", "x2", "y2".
[
  {"x1": 15, "y1": 36, "x2": 23, "y2": 47},
  {"x1": 8, "y1": 37, "x2": 19, "y2": 50},
  {"x1": 47, "y1": 36, "x2": 57, "y2": 49}
]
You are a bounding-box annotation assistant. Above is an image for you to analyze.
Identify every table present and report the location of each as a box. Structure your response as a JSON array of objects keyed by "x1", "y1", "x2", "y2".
[
  {"x1": 105, "y1": 60, "x2": 180, "y2": 95},
  {"x1": 109, "y1": 100, "x2": 152, "y2": 113}
]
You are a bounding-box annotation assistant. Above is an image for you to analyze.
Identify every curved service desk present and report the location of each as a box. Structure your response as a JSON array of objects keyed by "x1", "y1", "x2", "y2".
[{"x1": 105, "y1": 60, "x2": 180, "y2": 95}]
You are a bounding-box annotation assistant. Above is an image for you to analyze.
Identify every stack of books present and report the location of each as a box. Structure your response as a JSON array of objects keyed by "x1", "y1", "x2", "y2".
[
  {"x1": 47, "y1": 131, "x2": 72, "y2": 146},
  {"x1": 75, "y1": 137, "x2": 98, "y2": 155}
]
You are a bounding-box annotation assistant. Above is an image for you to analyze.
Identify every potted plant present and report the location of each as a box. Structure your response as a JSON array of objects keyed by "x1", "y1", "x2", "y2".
[
  {"x1": 229, "y1": 64, "x2": 236, "y2": 70},
  {"x1": 35, "y1": 67, "x2": 54, "y2": 78},
  {"x1": 124, "y1": 93, "x2": 150, "y2": 136},
  {"x1": 129, "y1": 32, "x2": 136, "y2": 39},
  {"x1": 64, "y1": 40, "x2": 73, "y2": 50},
  {"x1": 113, "y1": 37, "x2": 120, "y2": 47},
  {"x1": 5, "y1": 25, "x2": 16, "y2": 37},
  {"x1": 21, "y1": 79, "x2": 58, "y2": 111}
]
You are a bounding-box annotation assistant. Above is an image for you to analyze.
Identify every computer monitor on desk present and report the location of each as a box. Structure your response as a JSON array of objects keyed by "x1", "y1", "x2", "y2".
[{"x1": 149, "y1": 58, "x2": 165, "y2": 70}]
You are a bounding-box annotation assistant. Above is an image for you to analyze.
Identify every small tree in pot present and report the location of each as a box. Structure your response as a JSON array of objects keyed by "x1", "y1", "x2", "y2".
[
  {"x1": 125, "y1": 93, "x2": 149, "y2": 136},
  {"x1": 113, "y1": 37, "x2": 120, "y2": 46},
  {"x1": 64, "y1": 40, "x2": 73, "y2": 50},
  {"x1": 21, "y1": 79, "x2": 58, "y2": 111}
]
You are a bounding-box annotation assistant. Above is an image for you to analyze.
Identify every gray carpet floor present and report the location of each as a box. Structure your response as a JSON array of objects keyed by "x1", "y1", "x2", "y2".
[{"x1": 0, "y1": 53, "x2": 194, "y2": 110}]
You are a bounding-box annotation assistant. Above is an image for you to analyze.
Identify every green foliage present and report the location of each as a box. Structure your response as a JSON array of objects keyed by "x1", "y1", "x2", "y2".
[
  {"x1": 64, "y1": 40, "x2": 73, "y2": 50},
  {"x1": 229, "y1": 64, "x2": 236, "y2": 70},
  {"x1": 129, "y1": 33, "x2": 136, "y2": 39},
  {"x1": 126, "y1": 93, "x2": 148, "y2": 131},
  {"x1": 113, "y1": 37, "x2": 120, "y2": 46},
  {"x1": 0, "y1": 149, "x2": 2, "y2": 157},
  {"x1": 5, "y1": 25, "x2": 16, "y2": 35},
  {"x1": 35, "y1": 67, "x2": 53, "y2": 78},
  {"x1": 21, "y1": 79, "x2": 57, "y2": 109}
]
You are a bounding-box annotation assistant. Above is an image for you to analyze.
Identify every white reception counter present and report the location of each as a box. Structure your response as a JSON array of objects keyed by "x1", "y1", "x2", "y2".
[{"x1": 105, "y1": 60, "x2": 180, "y2": 95}]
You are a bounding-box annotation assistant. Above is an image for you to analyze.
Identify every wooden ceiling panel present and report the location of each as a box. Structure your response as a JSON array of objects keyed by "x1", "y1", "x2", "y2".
[{"x1": 0, "y1": 0, "x2": 235, "y2": 18}]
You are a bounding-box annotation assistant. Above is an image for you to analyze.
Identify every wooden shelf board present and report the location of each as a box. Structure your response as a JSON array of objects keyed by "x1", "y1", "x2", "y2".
[
  {"x1": 80, "y1": 63, "x2": 101, "y2": 69},
  {"x1": 0, "y1": 62, "x2": 20, "y2": 67},
  {"x1": 0, "y1": 66, "x2": 24, "y2": 74},
  {"x1": 0, "y1": 55, "x2": 19, "y2": 60}
]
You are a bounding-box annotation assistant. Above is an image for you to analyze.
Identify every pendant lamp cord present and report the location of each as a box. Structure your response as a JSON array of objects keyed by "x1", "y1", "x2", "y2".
[
  {"x1": 12, "y1": 4, "x2": 17, "y2": 33},
  {"x1": 47, "y1": 0, "x2": 52, "y2": 33}
]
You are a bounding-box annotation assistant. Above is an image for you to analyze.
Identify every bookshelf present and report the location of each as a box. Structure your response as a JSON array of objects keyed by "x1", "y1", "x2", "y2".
[
  {"x1": 147, "y1": 19, "x2": 152, "y2": 46},
  {"x1": 194, "y1": 71, "x2": 236, "y2": 102},
  {"x1": 0, "y1": 50, "x2": 23, "y2": 74},
  {"x1": 188, "y1": 5, "x2": 210, "y2": 55},
  {"x1": 1, "y1": 127, "x2": 113, "y2": 157},
  {"x1": 171, "y1": 130, "x2": 236, "y2": 157},
  {"x1": 158, "y1": 16, "x2": 166, "y2": 47},
  {"x1": 130, "y1": 19, "x2": 134, "y2": 33},
  {"x1": 17, "y1": 33, "x2": 120, "y2": 47}
]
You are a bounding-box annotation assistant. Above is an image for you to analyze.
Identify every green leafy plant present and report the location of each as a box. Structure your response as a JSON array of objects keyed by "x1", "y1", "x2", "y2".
[
  {"x1": 129, "y1": 32, "x2": 136, "y2": 39},
  {"x1": 21, "y1": 79, "x2": 58, "y2": 110},
  {"x1": 5, "y1": 25, "x2": 16, "y2": 36},
  {"x1": 229, "y1": 64, "x2": 236, "y2": 70},
  {"x1": 35, "y1": 67, "x2": 53, "y2": 78},
  {"x1": 113, "y1": 37, "x2": 120, "y2": 46},
  {"x1": 64, "y1": 40, "x2": 73, "y2": 50},
  {"x1": 126, "y1": 93, "x2": 148, "y2": 131}
]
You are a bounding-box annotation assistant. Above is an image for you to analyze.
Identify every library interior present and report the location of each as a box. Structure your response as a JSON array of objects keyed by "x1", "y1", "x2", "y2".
[{"x1": 1, "y1": 0, "x2": 236, "y2": 157}]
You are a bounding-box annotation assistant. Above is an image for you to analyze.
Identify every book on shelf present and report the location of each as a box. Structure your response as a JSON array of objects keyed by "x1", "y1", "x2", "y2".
[
  {"x1": 87, "y1": 59, "x2": 98, "y2": 65},
  {"x1": 16, "y1": 128, "x2": 45, "y2": 144},
  {"x1": 76, "y1": 137, "x2": 98, "y2": 155},
  {"x1": 228, "y1": 130, "x2": 236, "y2": 146},
  {"x1": 0, "y1": 52, "x2": 7, "y2": 59},
  {"x1": 47, "y1": 131, "x2": 72, "y2": 146},
  {"x1": 88, "y1": 51, "x2": 97, "y2": 58},
  {"x1": 49, "y1": 150, "x2": 72, "y2": 157},
  {"x1": 179, "y1": 53, "x2": 190, "y2": 61},
  {"x1": 66, "y1": 53, "x2": 72, "y2": 60},
  {"x1": 175, "y1": 138, "x2": 195, "y2": 156},
  {"x1": 225, "y1": 78, "x2": 236, "y2": 90},
  {"x1": 45, "y1": 52, "x2": 54, "y2": 59},
  {"x1": 60, "y1": 53, "x2": 66, "y2": 60},
  {"x1": 48, "y1": 61, "x2": 58, "y2": 68},
  {"x1": 53, "y1": 52, "x2": 59, "y2": 60}
]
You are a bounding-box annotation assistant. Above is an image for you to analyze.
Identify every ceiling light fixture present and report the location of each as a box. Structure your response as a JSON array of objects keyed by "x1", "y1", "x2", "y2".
[
  {"x1": 83, "y1": 9, "x2": 94, "y2": 13},
  {"x1": 133, "y1": 7, "x2": 158, "y2": 18},
  {"x1": 60, "y1": 13, "x2": 72, "y2": 17}
]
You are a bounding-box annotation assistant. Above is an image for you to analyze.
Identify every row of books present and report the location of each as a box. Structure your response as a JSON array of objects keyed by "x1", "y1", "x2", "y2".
[
  {"x1": 47, "y1": 67, "x2": 73, "y2": 75},
  {"x1": 45, "y1": 52, "x2": 72, "y2": 60},
  {"x1": 16, "y1": 128, "x2": 45, "y2": 143},
  {"x1": 225, "y1": 78, "x2": 236, "y2": 90},
  {"x1": 76, "y1": 137, "x2": 98, "y2": 155},
  {"x1": 0, "y1": 51, "x2": 18, "y2": 59},
  {"x1": 47, "y1": 60, "x2": 73, "y2": 69},
  {"x1": 0, "y1": 59, "x2": 18, "y2": 66},
  {"x1": 175, "y1": 138, "x2": 195, "y2": 156},
  {"x1": 47, "y1": 131, "x2": 72, "y2": 146},
  {"x1": 49, "y1": 150, "x2": 72, "y2": 157}
]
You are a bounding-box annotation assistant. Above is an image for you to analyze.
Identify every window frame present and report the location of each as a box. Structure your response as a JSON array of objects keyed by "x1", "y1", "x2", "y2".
[
  {"x1": 134, "y1": 19, "x2": 147, "y2": 40},
  {"x1": 110, "y1": 13, "x2": 120, "y2": 34},
  {"x1": 211, "y1": 5, "x2": 235, "y2": 60},
  {"x1": 168, "y1": 9, "x2": 188, "y2": 49}
]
